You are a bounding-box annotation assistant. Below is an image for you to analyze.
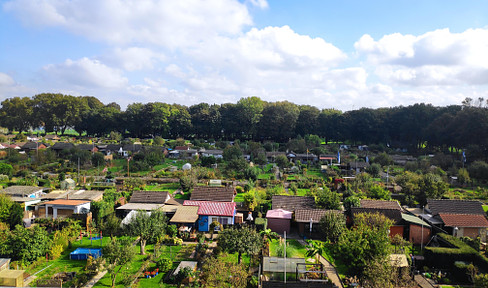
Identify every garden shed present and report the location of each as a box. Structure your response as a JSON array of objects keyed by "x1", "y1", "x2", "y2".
[{"x1": 266, "y1": 209, "x2": 292, "y2": 234}]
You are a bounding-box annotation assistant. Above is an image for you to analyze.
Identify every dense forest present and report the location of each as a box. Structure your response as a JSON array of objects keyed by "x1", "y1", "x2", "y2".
[{"x1": 1, "y1": 93, "x2": 487, "y2": 156}]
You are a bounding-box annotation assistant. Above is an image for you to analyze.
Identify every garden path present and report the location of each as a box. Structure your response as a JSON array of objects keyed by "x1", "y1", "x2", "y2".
[{"x1": 297, "y1": 239, "x2": 343, "y2": 288}]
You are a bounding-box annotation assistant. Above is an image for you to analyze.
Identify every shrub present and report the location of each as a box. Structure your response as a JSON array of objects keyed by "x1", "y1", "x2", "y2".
[{"x1": 157, "y1": 257, "x2": 173, "y2": 273}]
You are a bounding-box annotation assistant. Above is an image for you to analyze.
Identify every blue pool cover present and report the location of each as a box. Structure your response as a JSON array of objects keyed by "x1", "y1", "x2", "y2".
[{"x1": 70, "y1": 248, "x2": 102, "y2": 260}]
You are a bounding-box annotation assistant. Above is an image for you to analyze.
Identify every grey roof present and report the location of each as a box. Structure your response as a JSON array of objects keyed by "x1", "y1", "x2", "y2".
[
  {"x1": 262, "y1": 257, "x2": 306, "y2": 273},
  {"x1": 272, "y1": 195, "x2": 315, "y2": 212},
  {"x1": 1, "y1": 186, "x2": 43, "y2": 197},
  {"x1": 427, "y1": 199, "x2": 485, "y2": 215},
  {"x1": 294, "y1": 209, "x2": 340, "y2": 223},
  {"x1": 51, "y1": 142, "x2": 75, "y2": 150},
  {"x1": 76, "y1": 144, "x2": 96, "y2": 151},
  {"x1": 351, "y1": 207, "x2": 403, "y2": 224},
  {"x1": 129, "y1": 191, "x2": 170, "y2": 204},
  {"x1": 68, "y1": 190, "x2": 104, "y2": 201}
]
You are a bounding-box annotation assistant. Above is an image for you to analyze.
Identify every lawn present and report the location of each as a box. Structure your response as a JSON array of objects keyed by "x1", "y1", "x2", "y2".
[
  {"x1": 135, "y1": 244, "x2": 196, "y2": 288},
  {"x1": 28, "y1": 236, "x2": 134, "y2": 287},
  {"x1": 269, "y1": 239, "x2": 308, "y2": 259}
]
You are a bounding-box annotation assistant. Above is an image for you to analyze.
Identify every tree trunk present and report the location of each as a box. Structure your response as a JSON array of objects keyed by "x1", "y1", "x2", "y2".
[
  {"x1": 140, "y1": 239, "x2": 146, "y2": 255},
  {"x1": 238, "y1": 251, "x2": 242, "y2": 264}
]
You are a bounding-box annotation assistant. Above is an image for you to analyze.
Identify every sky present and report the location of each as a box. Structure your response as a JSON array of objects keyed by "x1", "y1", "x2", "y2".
[{"x1": 1, "y1": 0, "x2": 488, "y2": 111}]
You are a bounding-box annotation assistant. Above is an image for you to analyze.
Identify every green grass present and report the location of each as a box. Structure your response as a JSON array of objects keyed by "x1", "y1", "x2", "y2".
[
  {"x1": 269, "y1": 239, "x2": 308, "y2": 259},
  {"x1": 483, "y1": 205, "x2": 488, "y2": 213},
  {"x1": 234, "y1": 192, "x2": 246, "y2": 202}
]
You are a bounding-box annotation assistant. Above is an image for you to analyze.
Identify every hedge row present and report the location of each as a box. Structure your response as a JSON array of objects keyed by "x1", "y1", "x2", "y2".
[{"x1": 424, "y1": 233, "x2": 488, "y2": 271}]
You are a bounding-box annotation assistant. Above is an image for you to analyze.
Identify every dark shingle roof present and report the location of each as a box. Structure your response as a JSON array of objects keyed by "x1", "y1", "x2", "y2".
[
  {"x1": 123, "y1": 144, "x2": 143, "y2": 152},
  {"x1": 272, "y1": 195, "x2": 315, "y2": 212},
  {"x1": 295, "y1": 209, "x2": 341, "y2": 223},
  {"x1": 22, "y1": 142, "x2": 48, "y2": 150},
  {"x1": 129, "y1": 191, "x2": 170, "y2": 204},
  {"x1": 427, "y1": 199, "x2": 485, "y2": 215},
  {"x1": 190, "y1": 186, "x2": 235, "y2": 202},
  {"x1": 51, "y1": 142, "x2": 75, "y2": 150},
  {"x1": 77, "y1": 144, "x2": 96, "y2": 151}
]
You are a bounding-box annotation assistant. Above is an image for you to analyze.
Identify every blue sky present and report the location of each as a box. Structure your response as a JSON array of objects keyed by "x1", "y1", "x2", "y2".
[{"x1": 1, "y1": 0, "x2": 488, "y2": 110}]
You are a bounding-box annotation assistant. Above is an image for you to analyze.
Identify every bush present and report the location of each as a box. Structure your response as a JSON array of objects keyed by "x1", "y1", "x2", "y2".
[
  {"x1": 157, "y1": 257, "x2": 172, "y2": 273},
  {"x1": 235, "y1": 186, "x2": 244, "y2": 194}
]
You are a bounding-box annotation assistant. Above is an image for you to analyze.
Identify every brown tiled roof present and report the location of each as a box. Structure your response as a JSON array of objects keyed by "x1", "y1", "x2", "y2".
[
  {"x1": 43, "y1": 199, "x2": 89, "y2": 206},
  {"x1": 427, "y1": 199, "x2": 485, "y2": 215},
  {"x1": 130, "y1": 191, "x2": 170, "y2": 204},
  {"x1": 360, "y1": 199, "x2": 401, "y2": 210},
  {"x1": 190, "y1": 186, "x2": 235, "y2": 202},
  {"x1": 439, "y1": 213, "x2": 488, "y2": 228},
  {"x1": 295, "y1": 209, "x2": 342, "y2": 223},
  {"x1": 272, "y1": 195, "x2": 315, "y2": 212}
]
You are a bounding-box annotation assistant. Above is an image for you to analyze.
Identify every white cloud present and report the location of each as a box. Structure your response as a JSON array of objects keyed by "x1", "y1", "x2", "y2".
[
  {"x1": 247, "y1": 0, "x2": 268, "y2": 9},
  {"x1": 42, "y1": 57, "x2": 128, "y2": 89},
  {"x1": 106, "y1": 47, "x2": 165, "y2": 71},
  {"x1": 0, "y1": 73, "x2": 15, "y2": 87},
  {"x1": 355, "y1": 28, "x2": 488, "y2": 86},
  {"x1": 0, "y1": 72, "x2": 36, "y2": 100},
  {"x1": 3, "y1": 0, "x2": 252, "y2": 48}
]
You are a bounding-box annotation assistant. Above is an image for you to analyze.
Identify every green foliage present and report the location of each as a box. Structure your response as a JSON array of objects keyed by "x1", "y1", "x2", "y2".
[
  {"x1": 315, "y1": 187, "x2": 341, "y2": 210},
  {"x1": 179, "y1": 173, "x2": 196, "y2": 192},
  {"x1": 474, "y1": 273, "x2": 488, "y2": 288},
  {"x1": 91, "y1": 152, "x2": 105, "y2": 167},
  {"x1": 124, "y1": 209, "x2": 167, "y2": 255},
  {"x1": 368, "y1": 184, "x2": 391, "y2": 200},
  {"x1": 243, "y1": 192, "x2": 258, "y2": 211},
  {"x1": 8, "y1": 225, "x2": 52, "y2": 265},
  {"x1": 200, "y1": 255, "x2": 250, "y2": 288},
  {"x1": 373, "y1": 152, "x2": 393, "y2": 167},
  {"x1": 223, "y1": 144, "x2": 242, "y2": 161},
  {"x1": 166, "y1": 224, "x2": 178, "y2": 237},
  {"x1": 336, "y1": 212, "x2": 393, "y2": 276},
  {"x1": 156, "y1": 257, "x2": 172, "y2": 273},
  {"x1": 458, "y1": 168, "x2": 471, "y2": 184},
  {"x1": 275, "y1": 154, "x2": 290, "y2": 169},
  {"x1": 365, "y1": 163, "x2": 381, "y2": 178},
  {"x1": 0, "y1": 163, "x2": 13, "y2": 177},
  {"x1": 104, "y1": 238, "x2": 135, "y2": 288},
  {"x1": 424, "y1": 233, "x2": 488, "y2": 270},
  {"x1": 200, "y1": 156, "x2": 217, "y2": 167},
  {"x1": 218, "y1": 226, "x2": 263, "y2": 264},
  {"x1": 343, "y1": 195, "x2": 361, "y2": 210},
  {"x1": 319, "y1": 211, "x2": 346, "y2": 243},
  {"x1": 469, "y1": 161, "x2": 488, "y2": 182}
]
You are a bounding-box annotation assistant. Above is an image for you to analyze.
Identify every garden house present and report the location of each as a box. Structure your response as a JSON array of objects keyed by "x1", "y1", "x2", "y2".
[
  {"x1": 183, "y1": 200, "x2": 236, "y2": 232},
  {"x1": 266, "y1": 209, "x2": 292, "y2": 234}
]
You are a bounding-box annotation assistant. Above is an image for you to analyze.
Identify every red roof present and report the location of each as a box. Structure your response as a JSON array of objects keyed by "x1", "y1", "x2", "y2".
[
  {"x1": 183, "y1": 200, "x2": 236, "y2": 216},
  {"x1": 439, "y1": 213, "x2": 488, "y2": 228}
]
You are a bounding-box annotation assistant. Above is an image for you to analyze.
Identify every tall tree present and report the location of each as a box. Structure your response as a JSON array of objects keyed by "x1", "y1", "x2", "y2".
[
  {"x1": 0, "y1": 97, "x2": 35, "y2": 133},
  {"x1": 218, "y1": 226, "x2": 262, "y2": 264},
  {"x1": 124, "y1": 209, "x2": 167, "y2": 255},
  {"x1": 258, "y1": 101, "x2": 299, "y2": 141},
  {"x1": 236, "y1": 96, "x2": 265, "y2": 139},
  {"x1": 104, "y1": 238, "x2": 135, "y2": 288},
  {"x1": 336, "y1": 212, "x2": 393, "y2": 276}
]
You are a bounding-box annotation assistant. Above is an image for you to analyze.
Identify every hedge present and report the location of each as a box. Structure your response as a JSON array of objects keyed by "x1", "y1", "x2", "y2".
[{"x1": 424, "y1": 233, "x2": 488, "y2": 271}]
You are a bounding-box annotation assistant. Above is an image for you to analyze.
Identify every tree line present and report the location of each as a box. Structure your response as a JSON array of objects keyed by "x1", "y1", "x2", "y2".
[{"x1": 1, "y1": 93, "x2": 487, "y2": 154}]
